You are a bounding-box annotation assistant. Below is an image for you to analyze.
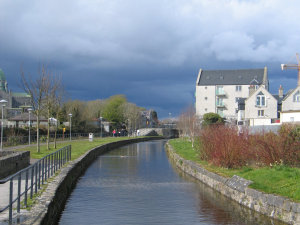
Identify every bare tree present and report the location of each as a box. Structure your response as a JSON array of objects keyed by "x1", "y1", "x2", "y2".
[
  {"x1": 21, "y1": 66, "x2": 47, "y2": 153},
  {"x1": 122, "y1": 102, "x2": 143, "y2": 135},
  {"x1": 178, "y1": 105, "x2": 199, "y2": 148},
  {"x1": 43, "y1": 71, "x2": 64, "y2": 150}
]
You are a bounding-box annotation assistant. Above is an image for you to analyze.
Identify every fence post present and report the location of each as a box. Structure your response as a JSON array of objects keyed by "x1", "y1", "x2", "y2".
[
  {"x1": 25, "y1": 170, "x2": 28, "y2": 207},
  {"x1": 30, "y1": 166, "x2": 34, "y2": 199},
  {"x1": 17, "y1": 174, "x2": 21, "y2": 213},
  {"x1": 35, "y1": 164, "x2": 38, "y2": 194},
  {"x1": 48, "y1": 156, "x2": 50, "y2": 179},
  {"x1": 9, "y1": 179, "x2": 13, "y2": 224}
]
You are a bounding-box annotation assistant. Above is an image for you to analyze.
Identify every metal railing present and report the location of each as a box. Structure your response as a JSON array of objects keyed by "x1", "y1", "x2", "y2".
[
  {"x1": 1, "y1": 132, "x2": 109, "y2": 148},
  {"x1": 0, "y1": 145, "x2": 71, "y2": 224}
]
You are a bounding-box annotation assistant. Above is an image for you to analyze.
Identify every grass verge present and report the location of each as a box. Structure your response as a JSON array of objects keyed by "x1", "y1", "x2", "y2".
[
  {"x1": 169, "y1": 138, "x2": 300, "y2": 202},
  {"x1": 14, "y1": 136, "x2": 144, "y2": 160}
]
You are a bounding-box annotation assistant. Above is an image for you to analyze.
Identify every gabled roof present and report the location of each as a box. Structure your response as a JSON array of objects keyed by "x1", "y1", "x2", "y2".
[
  {"x1": 272, "y1": 94, "x2": 285, "y2": 104},
  {"x1": 197, "y1": 68, "x2": 266, "y2": 86},
  {"x1": 282, "y1": 86, "x2": 300, "y2": 101},
  {"x1": 245, "y1": 85, "x2": 277, "y2": 102}
]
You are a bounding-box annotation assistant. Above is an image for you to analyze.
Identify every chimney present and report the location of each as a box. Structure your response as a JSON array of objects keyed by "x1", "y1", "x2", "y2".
[
  {"x1": 279, "y1": 85, "x2": 284, "y2": 98},
  {"x1": 249, "y1": 85, "x2": 255, "y2": 96}
]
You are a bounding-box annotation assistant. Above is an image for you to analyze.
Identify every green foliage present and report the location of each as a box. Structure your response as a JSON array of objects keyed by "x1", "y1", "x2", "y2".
[
  {"x1": 202, "y1": 112, "x2": 224, "y2": 126},
  {"x1": 102, "y1": 95, "x2": 127, "y2": 125}
]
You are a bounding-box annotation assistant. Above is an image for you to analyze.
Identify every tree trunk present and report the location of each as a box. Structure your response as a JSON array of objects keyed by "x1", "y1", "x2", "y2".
[
  {"x1": 47, "y1": 109, "x2": 50, "y2": 150},
  {"x1": 54, "y1": 123, "x2": 57, "y2": 149},
  {"x1": 36, "y1": 111, "x2": 40, "y2": 153}
]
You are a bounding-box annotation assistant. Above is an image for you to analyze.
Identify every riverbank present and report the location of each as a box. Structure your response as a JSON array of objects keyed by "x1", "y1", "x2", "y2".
[
  {"x1": 167, "y1": 138, "x2": 300, "y2": 225},
  {"x1": 2, "y1": 137, "x2": 163, "y2": 224}
]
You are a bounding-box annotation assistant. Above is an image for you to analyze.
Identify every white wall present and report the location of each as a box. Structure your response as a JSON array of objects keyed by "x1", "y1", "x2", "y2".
[
  {"x1": 249, "y1": 118, "x2": 272, "y2": 126},
  {"x1": 282, "y1": 87, "x2": 300, "y2": 112},
  {"x1": 281, "y1": 112, "x2": 300, "y2": 123},
  {"x1": 195, "y1": 85, "x2": 215, "y2": 116},
  {"x1": 245, "y1": 87, "x2": 277, "y2": 120}
]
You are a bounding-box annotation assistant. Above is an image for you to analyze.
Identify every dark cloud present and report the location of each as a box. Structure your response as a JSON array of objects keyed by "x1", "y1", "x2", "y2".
[{"x1": 0, "y1": 0, "x2": 300, "y2": 118}]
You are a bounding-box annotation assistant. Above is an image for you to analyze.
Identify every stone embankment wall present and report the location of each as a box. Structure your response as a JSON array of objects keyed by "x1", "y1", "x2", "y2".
[
  {"x1": 166, "y1": 142, "x2": 300, "y2": 225},
  {"x1": 0, "y1": 151, "x2": 30, "y2": 179},
  {"x1": 22, "y1": 137, "x2": 164, "y2": 225}
]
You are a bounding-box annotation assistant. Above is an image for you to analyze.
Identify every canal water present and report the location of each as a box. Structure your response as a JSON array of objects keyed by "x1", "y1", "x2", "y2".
[{"x1": 59, "y1": 140, "x2": 284, "y2": 225}]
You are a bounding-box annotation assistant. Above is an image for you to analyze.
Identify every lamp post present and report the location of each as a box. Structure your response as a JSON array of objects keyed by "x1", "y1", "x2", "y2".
[
  {"x1": 68, "y1": 113, "x2": 72, "y2": 141},
  {"x1": 0, "y1": 99, "x2": 7, "y2": 150},
  {"x1": 99, "y1": 117, "x2": 103, "y2": 138},
  {"x1": 28, "y1": 108, "x2": 33, "y2": 145}
]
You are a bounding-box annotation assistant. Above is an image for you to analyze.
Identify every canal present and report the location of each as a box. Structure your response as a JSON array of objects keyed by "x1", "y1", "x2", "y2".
[{"x1": 59, "y1": 140, "x2": 284, "y2": 225}]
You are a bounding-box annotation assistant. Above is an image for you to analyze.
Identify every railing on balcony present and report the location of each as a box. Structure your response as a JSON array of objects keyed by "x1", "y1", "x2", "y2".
[{"x1": 216, "y1": 90, "x2": 226, "y2": 96}]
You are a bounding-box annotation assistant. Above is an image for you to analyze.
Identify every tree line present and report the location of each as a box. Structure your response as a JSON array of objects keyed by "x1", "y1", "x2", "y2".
[{"x1": 21, "y1": 65, "x2": 154, "y2": 152}]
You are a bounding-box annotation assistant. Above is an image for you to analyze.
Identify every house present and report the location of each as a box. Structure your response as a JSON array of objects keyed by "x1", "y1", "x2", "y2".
[
  {"x1": 244, "y1": 86, "x2": 278, "y2": 126},
  {"x1": 280, "y1": 86, "x2": 300, "y2": 123},
  {"x1": 195, "y1": 67, "x2": 269, "y2": 121},
  {"x1": 7, "y1": 112, "x2": 48, "y2": 128},
  {"x1": 0, "y1": 69, "x2": 31, "y2": 118}
]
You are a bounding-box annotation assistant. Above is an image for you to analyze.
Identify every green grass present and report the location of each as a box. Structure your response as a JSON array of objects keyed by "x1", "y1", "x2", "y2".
[
  {"x1": 14, "y1": 137, "x2": 144, "y2": 160},
  {"x1": 169, "y1": 138, "x2": 300, "y2": 202}
]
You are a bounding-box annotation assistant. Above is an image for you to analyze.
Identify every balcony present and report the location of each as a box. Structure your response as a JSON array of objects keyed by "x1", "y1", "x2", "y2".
[
  {"x1": 216, "y1": 90, "x2": 226, "y2": 96},
  {"x1": 216, "y1": 102, "x2": 226, "y2": 108}
]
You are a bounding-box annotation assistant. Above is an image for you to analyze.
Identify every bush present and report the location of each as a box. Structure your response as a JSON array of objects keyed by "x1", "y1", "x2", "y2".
[
  {"x1": 202, "y1": 113, "x2": 224, "y2": 127},
  {"x1": 198, "y1": 124, "x2": 300, "y2": 168},
  {"x1": 198, "y1": 125, "x2": 251, "y2": 168},
  {"x1": 253, "y1": 124, "x2": 300, "y2": 166}
]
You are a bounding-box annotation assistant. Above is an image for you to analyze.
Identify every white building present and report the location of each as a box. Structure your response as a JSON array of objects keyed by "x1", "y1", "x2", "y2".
[
  {"x1": 195, "y1": 67, "x2": 268, "y2": 120},
  {"x1": 281, "y1": 86, "x2": 300, "y2": 123},
  {"x1": 244, "y1": 86, "x2": 278, "y2": 126}
]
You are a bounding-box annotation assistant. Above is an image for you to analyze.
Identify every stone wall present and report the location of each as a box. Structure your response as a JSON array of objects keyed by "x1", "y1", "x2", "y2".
[
  {"x1": 0, "y1": 151, "x2": 30, "y2": 179},
  {"x1": 21, "y1": 137, "x2": 164, "y2": 225},
  {"x1": 166, "y1": 142, "x2": 300, "y2": 225}
]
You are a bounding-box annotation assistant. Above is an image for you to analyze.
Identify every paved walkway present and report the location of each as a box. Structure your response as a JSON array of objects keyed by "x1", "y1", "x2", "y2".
[{"x1": 0, "y1": 140, "x2": 76, "y2": 224}]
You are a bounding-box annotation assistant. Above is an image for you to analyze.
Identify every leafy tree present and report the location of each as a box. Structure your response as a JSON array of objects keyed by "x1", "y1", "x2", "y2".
[
  {"x1": 102, "y1": 95, "x2": 127, "y2": 126},
  {"x1": 202, "y1": 112, "x2": 224, "y2": 126}
]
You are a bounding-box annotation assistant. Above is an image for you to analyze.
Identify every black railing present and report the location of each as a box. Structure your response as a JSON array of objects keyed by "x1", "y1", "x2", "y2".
[
  {"x1": 1, "y1": 132, "x2": 109, "y2": 148},
  {"x1": 0, "y1": 145, "x2": 71, "y2": 224}
]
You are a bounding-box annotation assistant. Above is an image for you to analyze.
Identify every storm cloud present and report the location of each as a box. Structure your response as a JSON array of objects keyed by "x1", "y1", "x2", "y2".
[{"x1": 0, "y1": 0, "x2": 299, "y2": 117}]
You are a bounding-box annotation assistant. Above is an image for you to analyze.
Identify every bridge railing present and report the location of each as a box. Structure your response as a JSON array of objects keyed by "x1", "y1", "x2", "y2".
[{"x1": 0, "y1": 145, "x2": 71, "y2": 224}]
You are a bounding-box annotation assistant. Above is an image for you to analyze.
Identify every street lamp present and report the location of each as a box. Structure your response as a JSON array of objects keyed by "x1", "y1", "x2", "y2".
[
  {"x1": 68, "y1": 113, "x2": 72, "y2": 141},
  {"x1": 28, "y1": 108, "x2": 33, "y2": 145},
  {"x1": 99, "y1": 117, "x2": 103, "y2": 138},
  {"x1": 0, "y1": 99, "x2": 7, "y2": 150}
]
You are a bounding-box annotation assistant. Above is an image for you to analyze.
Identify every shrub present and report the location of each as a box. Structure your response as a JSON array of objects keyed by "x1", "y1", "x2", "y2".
[
  {"x1": 202, "y1": 113, "x2": 224, "y2": 127},
  {"x1": 198, "y1": 125, "x2": 251, "y2": 168}
]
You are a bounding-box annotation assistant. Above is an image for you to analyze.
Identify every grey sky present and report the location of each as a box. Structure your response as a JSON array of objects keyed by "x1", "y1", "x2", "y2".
[{"x1": 0, "y1": 0, "x2": 299, "y2": 118}]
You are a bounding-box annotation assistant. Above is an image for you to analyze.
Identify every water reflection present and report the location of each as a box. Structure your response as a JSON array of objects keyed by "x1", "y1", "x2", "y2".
[{"x1": 59, "y1": 140, "x2": 285, "y2": 225}]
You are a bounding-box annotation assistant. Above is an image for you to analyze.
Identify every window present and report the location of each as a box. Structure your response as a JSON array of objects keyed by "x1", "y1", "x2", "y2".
[
  {"x1": 258, "y1": 110, "x2": 264, "y2": 117},
  {"x1": 236, "y1": 85, "x2": 242, "y2": 92},
  {"x1": 216, "y1": 97, "x2": 224, "y2": 106},
  {"x1": 205, "y1": 97, "x2": 208, "y2": 100},
  {"x1": 256, "y1": 92, "x2": 266, "y2": 106},
  {"x1": 235, "y1": 97, "x2": 240, "y2": 103},
  {"x1": 217, "y1": 108, "x2": 224, "y2": 117},
  {"x1": 216, "y1": 86, "x2": 224, "y2": 95},
  {"x1": 205, "y1": 86, "x2": 207, "y2": 89},
  {"x1": 205, "y1": 108, "x2": 207, "y2": 111},
  {"x1": 293, "y1": 90, "x2": 300, "y2": 102}
]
